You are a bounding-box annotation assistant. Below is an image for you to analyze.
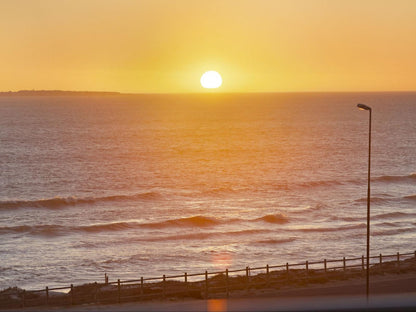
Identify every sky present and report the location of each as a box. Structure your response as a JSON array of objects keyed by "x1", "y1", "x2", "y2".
[{"x1": 1, "y1": 0, "x2": 416, "y2": 93}]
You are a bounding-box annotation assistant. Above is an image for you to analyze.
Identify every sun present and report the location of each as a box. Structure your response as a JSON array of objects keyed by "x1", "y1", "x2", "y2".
[{"x1": 200, "y1": 71, "x2": 222, "y2": 89}]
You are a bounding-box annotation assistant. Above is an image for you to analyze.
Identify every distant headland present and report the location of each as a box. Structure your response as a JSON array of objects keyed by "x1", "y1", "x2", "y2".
[{"x1": 0, "y1": 90, "x2": 121, "y2": 96}]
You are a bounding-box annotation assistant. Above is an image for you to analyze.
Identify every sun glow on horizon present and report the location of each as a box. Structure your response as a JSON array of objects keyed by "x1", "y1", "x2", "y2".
[{"x1": 200, "y1": 71, "x2": 223, "y2": 89}]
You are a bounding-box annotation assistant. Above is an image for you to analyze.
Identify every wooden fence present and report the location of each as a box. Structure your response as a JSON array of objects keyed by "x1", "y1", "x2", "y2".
[{"x1": 1, "y1": 251, "x2": 415, "y2": 309}]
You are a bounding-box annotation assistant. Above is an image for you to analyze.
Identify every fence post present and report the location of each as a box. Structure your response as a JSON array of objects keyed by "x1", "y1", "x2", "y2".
[
  {"x1": 184, "y1": 272, "x2": 188, "y2": 295},
  {"x1": 22, "y1": 290, "x2": 25, "y2": 308},
  {"x1": 94, "y1": 282, "x2": 98, "y2": 303},
  {"x1": 397, "y1": 252, "x2": 400, "y2": 274},
  {"x1": 163, "y1": 275, "x2": 166, "y2": 299},
  {"x1": 45, "y1": 286, "x2": 49, "y2": 306},
  {"x1": 361, "y1": 255, "x2": 365, "y2": 272},
  {"x1": 324, "y1": 259, "x2": 327, "y2": 274},
  {"x1": 286, "y1": 262, "x2": 289, "y2": 282},
  {"x1": 343, "y1": 257, "x2": 346, "y2": 271},
  {"x1": 117, "y1": 279, "x2": 121, "y2": 303},
  {"x1": 305, "y1": 261, "x2": 309, "y2": 282},
  {"x1": 71, "y1": 284, "x2": 74, "y2": 305},
  {"x1": 379, "y1": 253, "x2": 383, "y2": 273},
  {"x1": 205, "y1": 271, "x2": 209, "y2": 299},
  {"x1": 141, "y1": 277, "x2": 144, "y2": 297},
  {"x1": 246, "y1": 266, "x2": 250, "y2": 291},
  {"x1": 266, "y1": 264, "x2": 270, "y2": 286},
  {"x1": 225, "y1": 269, "x2": 229, "y2": 298}
]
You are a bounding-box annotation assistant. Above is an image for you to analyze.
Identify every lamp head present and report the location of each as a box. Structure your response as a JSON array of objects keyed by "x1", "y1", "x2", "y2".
[{"x1": 357, "y1": 103, "x2": 371, "y2": 111}]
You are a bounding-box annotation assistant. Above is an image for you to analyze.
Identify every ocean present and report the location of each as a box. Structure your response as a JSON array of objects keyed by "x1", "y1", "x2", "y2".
[{"x1": 0, "y1": 92, "x2": 415, "y2": 290}]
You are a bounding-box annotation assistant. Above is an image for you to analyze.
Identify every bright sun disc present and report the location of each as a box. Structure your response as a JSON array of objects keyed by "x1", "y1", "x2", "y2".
[{"x1": 200, "y1": 71, "x2": 222, "y2": 89}]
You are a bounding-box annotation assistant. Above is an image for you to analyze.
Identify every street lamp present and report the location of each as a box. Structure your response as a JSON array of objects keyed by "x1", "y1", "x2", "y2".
[{"x1": 357, "y1": 103, "x2": 372, "y2": 300}]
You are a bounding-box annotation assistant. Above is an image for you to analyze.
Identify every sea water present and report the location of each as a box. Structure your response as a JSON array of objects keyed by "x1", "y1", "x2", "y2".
[{"x1": 0, "y1": 92, "x2": 415, "y2": 290}]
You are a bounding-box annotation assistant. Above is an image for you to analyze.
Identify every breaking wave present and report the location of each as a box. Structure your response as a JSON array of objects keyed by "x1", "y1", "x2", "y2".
[
  {"x1": 143, "y1": 229, "x2": 273, "y2": 242},
  {"x1": 0, "y1": 225, "x2": 71, "y2": 237},
  {"x1": 0, "y1": 213, "x2": 292, "y2": 237},
  {"x1": 294, "y1": 223, "x2": 366, "y2": 233},
  {"x1": 142, "y1": 213, "x2": 291, "y2": 229},
  {"x1": 372, "y1": 173, "x2": 416, "y2": 183},
  {"x1": 255, "y1": 214, "x2": 289, "y2": 224},
  {"x1": 0, "y1": 222, "x2": 276, "y2": 239},
  {"x1": 254, "y1": 237, "x2": 297, "y2": 245},
  {"x1": 376, "y1": 222, "x2": 401, "y2": 227},
  {"x1": 373, "y1": 227, "x2": 416, "y2": 236},
  {"x1": 355, "y1": 197, "x2": 393, "y2": 204},
  {"x1": 141, "y1": 216, "x2": 221, "y2": 228},
  {"x1": 0, "y1": 222, "x2": 146, "y2": 236},
  {"x1": 355, "y1": 194, "x2": 416, "y2": 204},
  {"x1": 200, "y1": 187, "x2": 242, "y2": 197},
  {"x1": 6, "y1": 208, "x2": 415, "y2": 238},
  {"x1": 372, "y1": 212, "x2": 416, "y2": 220},
  {"x1": 329, "y1": 215, "x2": 364, "y2": 222},
  {"x1": 297, "y1": 180, "x2": 344, "y2": 188},
  {"x1": 80, "y1": 222, "x2": 138, "y2": 233},
  {"x1": 0, "y1": 192, "x2": 161, "y2": 210}
]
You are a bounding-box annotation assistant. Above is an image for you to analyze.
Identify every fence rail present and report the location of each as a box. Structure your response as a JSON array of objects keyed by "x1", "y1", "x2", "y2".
[{"x1": 1, "y1": 251, "x2": 415, "y2": 309}]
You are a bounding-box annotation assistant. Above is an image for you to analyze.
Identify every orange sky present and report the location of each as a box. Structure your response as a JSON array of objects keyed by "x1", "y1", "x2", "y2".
[{"x1": 1, "y1": 0, "x2": 415, "y2": 93}]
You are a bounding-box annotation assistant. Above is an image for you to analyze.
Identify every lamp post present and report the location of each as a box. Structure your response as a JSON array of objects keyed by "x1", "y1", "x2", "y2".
[{"x1": 357, "y1": 103, "x2": 372, "y2": 300}]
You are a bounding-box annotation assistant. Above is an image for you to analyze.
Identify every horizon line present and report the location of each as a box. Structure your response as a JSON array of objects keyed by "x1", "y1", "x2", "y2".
[{"x1": 1, "y1": 89, "x2": 416, "y2": 96}]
